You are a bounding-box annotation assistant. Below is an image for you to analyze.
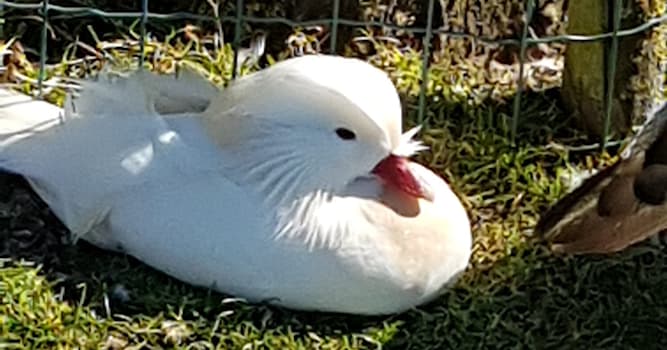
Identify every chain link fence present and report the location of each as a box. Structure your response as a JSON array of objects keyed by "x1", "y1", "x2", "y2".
[{"x1": 1, "y1": 0, "x2": 666, "y2": 147}]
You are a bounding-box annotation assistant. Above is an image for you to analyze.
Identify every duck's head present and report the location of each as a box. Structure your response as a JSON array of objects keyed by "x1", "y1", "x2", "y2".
[{"x1": 202, "y1": 54, "x2": 432, "y2": 201}]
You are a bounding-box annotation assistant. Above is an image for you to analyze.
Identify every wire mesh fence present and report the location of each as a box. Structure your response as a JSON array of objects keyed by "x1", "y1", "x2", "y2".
[{"x1": 1, "y1": 0, "x2": 667, "y2": 147}]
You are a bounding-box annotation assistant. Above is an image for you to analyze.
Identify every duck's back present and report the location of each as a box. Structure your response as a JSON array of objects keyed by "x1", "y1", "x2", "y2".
[{"x1": 0, "y1": 71, "x2": 227, "y2": 232}]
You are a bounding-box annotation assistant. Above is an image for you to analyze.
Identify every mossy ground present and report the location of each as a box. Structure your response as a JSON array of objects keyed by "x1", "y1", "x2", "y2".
[{"x1": 1, "y1": 25, "x2": 666, "y2": 350}]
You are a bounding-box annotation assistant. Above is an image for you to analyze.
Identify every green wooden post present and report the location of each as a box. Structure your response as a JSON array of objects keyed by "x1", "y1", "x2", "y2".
[{"x1": 560, "y1": 0, "x2": 641, "y2": 139}]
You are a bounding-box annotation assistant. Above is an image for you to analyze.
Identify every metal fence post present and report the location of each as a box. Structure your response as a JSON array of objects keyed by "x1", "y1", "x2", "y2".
[
  {"x1": 510, "y1": 0, "x2": 535, "y2": 144},
  {"x1": 602, "y1": 0, "x2": 624, "y2": 150},
  {"x1": 330, "y1": 0, "x2": 340, "y2": 54},
  {"x1": 38, "y1": 0, "x2": 49, "y2": 97},
  {"x1": 417, "y1": 0, "x2": 436, "y2": 125},
  {"x1": 231, "y1": 0, "x2": 245, "y2": 79},
  {"x1": 139, "y1": 0, "x2": 149, "y2": 69},
  {"x1": 0, "y1": 1, "x2": 4, "y2": 39}
]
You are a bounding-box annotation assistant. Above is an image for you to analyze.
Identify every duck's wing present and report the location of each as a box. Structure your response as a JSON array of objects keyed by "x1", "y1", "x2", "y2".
[
  {"x1": 0, "y1": 72, "x2": 219, "y2": 240},
  {"x1": 535, "y1": 103, "x2": 667, "y2": 254}
]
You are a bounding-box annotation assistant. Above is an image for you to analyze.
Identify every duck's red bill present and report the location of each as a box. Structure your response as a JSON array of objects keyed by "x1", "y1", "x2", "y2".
[{"x1": 372, "y1": 154, "x2": 431, "y2": 200}]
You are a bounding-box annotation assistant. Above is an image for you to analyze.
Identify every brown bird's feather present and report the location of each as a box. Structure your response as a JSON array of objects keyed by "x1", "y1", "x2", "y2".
[{"x1": 536, "y1": 103, "x2": 667, "y2": 254}]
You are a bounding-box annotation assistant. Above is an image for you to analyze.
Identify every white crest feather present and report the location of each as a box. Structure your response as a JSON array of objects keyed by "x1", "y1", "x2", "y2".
[{"x1": 393, "y1": 125, "x2": 428, "y2": 157}]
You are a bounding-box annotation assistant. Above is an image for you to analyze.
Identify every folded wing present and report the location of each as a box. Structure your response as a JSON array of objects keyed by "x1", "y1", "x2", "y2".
[{"x1": 536, "y1": 103, "x2": 667, "y2": 254}]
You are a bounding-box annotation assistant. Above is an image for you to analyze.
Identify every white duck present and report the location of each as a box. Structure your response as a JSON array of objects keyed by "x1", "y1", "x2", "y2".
[{"x1": 0, "y1": 55, "x2": 472, "y2": 315}]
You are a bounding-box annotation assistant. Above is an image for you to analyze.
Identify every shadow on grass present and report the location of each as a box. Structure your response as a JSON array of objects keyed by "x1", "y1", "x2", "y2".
[{"x1": 387, "y1": 242, "x2": 667, "y2": 349}]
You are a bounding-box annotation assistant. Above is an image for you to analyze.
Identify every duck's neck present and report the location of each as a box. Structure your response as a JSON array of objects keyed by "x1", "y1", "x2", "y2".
[
  {"x1": 197, "y1": 110, "x2": 376, "y2": 248},
  {"x1": 226, "y1": 156, "x2": 357, "y2": 249},
  {"x1": 217, "y1": 139, "x2": 361, "y2": 250}
]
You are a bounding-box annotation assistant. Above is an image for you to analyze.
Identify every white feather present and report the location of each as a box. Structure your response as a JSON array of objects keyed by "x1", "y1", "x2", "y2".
[{"x1": 394, "y1": 125, "x2": 429, "y2": 157}]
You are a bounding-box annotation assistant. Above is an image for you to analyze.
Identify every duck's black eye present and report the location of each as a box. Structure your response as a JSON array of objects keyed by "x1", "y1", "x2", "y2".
[{"x1": 335, "y1": 128, "x2": 356, "y2": 140}]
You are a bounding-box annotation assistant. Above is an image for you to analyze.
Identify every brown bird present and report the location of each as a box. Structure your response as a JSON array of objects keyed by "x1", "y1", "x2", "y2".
[{"x1": 536, "y1": 103, "x2": 667, "y2": 254}]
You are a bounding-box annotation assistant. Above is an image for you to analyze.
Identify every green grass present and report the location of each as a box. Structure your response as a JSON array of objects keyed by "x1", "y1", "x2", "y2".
[{"x1": 1, "y1": 30, "x2": 666, "y2": 349}]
